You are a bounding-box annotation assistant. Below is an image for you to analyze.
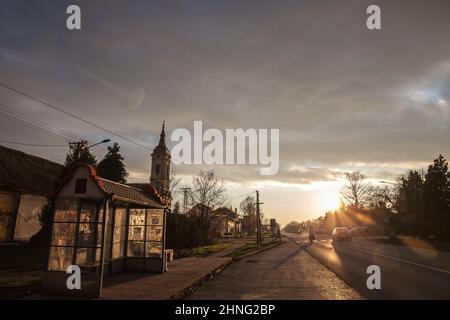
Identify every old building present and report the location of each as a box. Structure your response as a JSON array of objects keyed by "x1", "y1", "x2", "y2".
[
  {"x1": 185, "y1": 204, "x2": 242, "y2": 237},
  {"x1": 185, "y1": 203, "x2": 212, "y2": 218},
  {"x1": 210, "y1": 207, "x2": 242, "y2": 236},
  {"x1": 0, "y1": 145, "x2": 63, "y2": 242}
]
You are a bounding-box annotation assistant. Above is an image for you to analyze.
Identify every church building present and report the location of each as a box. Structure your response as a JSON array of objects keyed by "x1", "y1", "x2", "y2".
[{"x1": 129, "y1": 122, "x2": 172, "y2": 208}]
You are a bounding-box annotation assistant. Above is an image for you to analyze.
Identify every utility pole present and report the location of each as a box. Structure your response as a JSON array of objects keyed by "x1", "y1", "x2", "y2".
[
  {"x1": 70, "y1": 140, "x2": 88, "y2": 161},
  {"x1": 256, "y1": 190, "x2": 263, "y2": 244},
  {"x1": 181, "y1": 187, "x2": 191, "y2": 214}
]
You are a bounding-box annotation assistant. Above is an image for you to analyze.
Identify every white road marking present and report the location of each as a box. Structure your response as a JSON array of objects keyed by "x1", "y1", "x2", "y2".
[
  {"x1": 329, "y1": 242, "x2": 450, "y2": 275},
  {"x1": 288, "y1": 235, "x2": 450, "y2": 275}
]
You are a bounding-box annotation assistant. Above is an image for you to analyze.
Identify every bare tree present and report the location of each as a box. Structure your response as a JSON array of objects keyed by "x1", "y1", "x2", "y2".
[
  {"x1": 240, "y1": 196, "x2": 256, "y2": 234},
  {"x1": 340, "y1": 171, "x2": 371, "y2": 209},
  {"x1": 240, "y1": 196, "x2": 255, "y2": 216},
  {"x1": 187, "y1": 170, "x2": 226, "y2": 219},
  {"x1": 168, "y1": 164, "x2": 181, "y2": 201}
]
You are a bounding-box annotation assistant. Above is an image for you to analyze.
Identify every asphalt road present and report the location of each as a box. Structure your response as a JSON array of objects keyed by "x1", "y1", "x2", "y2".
[
  {"x1": 289, "y1": 233, "x2": 450, "y2": 299},
  {"x1": 189, "y1": 239, "x2": 362, "y2": 300}
]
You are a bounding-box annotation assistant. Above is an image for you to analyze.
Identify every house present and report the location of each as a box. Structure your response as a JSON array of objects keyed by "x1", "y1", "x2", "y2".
[
  {"x1": 0, "y1": 144, "x2": 64, "y2": 242},
  {"x1": 185, "y1": 203, "x2": 212, "y2": 218},
  {"x1": 185, "y1": 204, "x2": 242, "y2": 237},
  {"x1": 210, "y1": 206, "x2": 242, "y2": 236}
]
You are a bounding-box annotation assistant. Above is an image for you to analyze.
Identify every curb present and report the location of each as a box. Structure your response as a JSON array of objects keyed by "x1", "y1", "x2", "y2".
[
  {"x1": 168, "y1": 240, "x2": 284, "y2": 300},
  {"x1": 167, "y1": 258, "x2": 233, "y2": 300}
]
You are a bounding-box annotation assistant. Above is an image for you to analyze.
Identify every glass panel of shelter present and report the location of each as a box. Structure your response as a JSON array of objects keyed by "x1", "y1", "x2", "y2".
[
  {"x1": 145, "y1": 209, "x2": 164, "y2": 258},
  {"x1": 48, "y1": 199, "x2": 104, "y2": 272},
  {"x1": 112, "y1": 208, "x2": 127, "y2": 259},
  {"x1": 127, "y1": 208, "x2": 145, "y2": 257},
  {"x1": 48, "y1": 202, "x2": 165, "y2": 272},
  {"x1": 127, "y1": 208, "x2": 164, "y2": 259}
]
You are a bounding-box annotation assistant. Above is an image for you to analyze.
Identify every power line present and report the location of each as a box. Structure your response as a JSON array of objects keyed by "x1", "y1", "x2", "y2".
[
  {"x1": 0, "y1": 110, "x2": 71, "y2": 142},
  {"x1": 0, "y1": 82, "x2": 152, "y2": 151},
  {"x1": 0, "y1": 84, "x2": 259, "y2": 206},
  {"x1": 0, "y1": 140, "x2": 67, "y2": 147},
  {"x1": 0, "y1": 82, "x2": 234, "y2": 182},
  {"x1": 0, "y1": 102, "x2": 82, "y2": 142}
]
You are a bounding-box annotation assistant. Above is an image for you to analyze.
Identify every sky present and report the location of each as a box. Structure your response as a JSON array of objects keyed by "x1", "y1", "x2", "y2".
[{"x1": 1, "y1": 0, "x2": 450, "y2": 226}]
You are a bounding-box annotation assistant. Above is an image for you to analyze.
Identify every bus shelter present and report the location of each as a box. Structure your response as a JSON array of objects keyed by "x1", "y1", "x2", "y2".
[{"x1": 43, "y1": 163, "x2": 168, "y2": 298}]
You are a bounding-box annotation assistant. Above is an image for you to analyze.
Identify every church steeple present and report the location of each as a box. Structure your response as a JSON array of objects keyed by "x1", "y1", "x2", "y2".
[
  {"x1": 157, "y1": 121, "x2": 166, "y2": 148},
  {"x1": 150, "y1": 121, "x2": 171, "y2": 206}
]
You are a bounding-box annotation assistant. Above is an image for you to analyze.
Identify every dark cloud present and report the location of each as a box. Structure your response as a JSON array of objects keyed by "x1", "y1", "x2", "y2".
[{"x1": 1, "y1": 0, "x2": 450, "y2": 223}]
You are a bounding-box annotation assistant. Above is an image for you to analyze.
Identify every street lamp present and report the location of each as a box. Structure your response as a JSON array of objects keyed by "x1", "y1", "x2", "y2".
[{"x1": 71, "y1": 139, "x2": 111, "y2": 161}]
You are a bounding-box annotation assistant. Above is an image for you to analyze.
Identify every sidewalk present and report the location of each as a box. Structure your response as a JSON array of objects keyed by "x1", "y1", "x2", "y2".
[{"x1": 101, "y1": 243, "x2": 243, "y2": 300}]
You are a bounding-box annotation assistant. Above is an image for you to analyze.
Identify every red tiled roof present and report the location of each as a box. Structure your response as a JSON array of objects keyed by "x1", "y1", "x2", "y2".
[
  {"x1": 127, "y1": 183, "x2": 166, "y2": 205},
  {"x1": 57, "y1": 163, "x2": 165, "y2": 208},
  {"x1": 99, "y1": 178, "x2": 165, "y2": 208}
]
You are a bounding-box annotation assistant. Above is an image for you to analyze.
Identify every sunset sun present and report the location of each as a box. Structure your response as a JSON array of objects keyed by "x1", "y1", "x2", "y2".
[{"x1": 319, "y1": 193, "x2": 341, "y2": 212}]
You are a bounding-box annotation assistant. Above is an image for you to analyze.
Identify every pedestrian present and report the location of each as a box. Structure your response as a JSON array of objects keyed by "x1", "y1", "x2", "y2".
[{"x1": 309, "y1": 225, "x2": 315, "y2": 242}]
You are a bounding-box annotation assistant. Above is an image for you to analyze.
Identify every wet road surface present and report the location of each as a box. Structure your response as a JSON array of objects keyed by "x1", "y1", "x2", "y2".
[
  {"x1": 189, "y1": 239, "x2": 362, "y2": 300},
  {"x1": 290, "y1": 233, "x2": 450, "y2": 299}
]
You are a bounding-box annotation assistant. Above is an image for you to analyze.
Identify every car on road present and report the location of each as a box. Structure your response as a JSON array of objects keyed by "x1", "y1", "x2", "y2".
[
  {"x1": 332, "y1": 227, "x2": 352, "y2": 241},
  {"x1": 350, "y1": 226, "x2": 370, "y2": 238}
]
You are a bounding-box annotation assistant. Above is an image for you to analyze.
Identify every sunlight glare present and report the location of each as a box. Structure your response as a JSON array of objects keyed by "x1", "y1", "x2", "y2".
[{"x1": 318, "y1": 192, "x2": 340, "y2": 212}]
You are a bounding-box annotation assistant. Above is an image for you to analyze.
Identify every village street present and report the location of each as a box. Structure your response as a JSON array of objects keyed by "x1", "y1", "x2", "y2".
[
  {"x1": 189, "y1": 238, "x2": 362, "y2": 300},
  {"x1": 189, "y1": 234, "x2": 450, "y2": 300}
]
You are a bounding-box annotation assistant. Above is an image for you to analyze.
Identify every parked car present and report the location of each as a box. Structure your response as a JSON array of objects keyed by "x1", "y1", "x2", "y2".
[
  {"x1": 332, "y1": 227, "x2": 352, "y2": 241},
  {"x1": 350, "y1": 227, "x2": 370, "y2": 238}
]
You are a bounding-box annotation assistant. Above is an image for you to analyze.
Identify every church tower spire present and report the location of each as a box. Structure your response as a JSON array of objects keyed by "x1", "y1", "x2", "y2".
[
  {"x1": 157, "y1": 120, "x2": 166, "y2": 148},
  {"x1": 150, "y1": 121, "x2": 171, "y2": 205}
]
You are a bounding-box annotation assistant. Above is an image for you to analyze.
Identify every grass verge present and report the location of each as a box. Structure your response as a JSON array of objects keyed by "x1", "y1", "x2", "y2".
[
  {"x1": 191, "y1": 242, "x2": 234, "y2": 256},
  {"x1": 227, "y1": 239, "x2": 281, "y2": 259}
]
